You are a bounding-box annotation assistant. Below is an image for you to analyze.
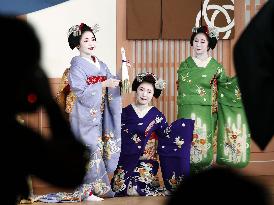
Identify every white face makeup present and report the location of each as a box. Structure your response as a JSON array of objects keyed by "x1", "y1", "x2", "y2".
[
  {"x1": 78, "y1": 31, "x2": 96, "y2": 58},
  {"x1": 136, "y1": 82, "x2": 154, "y2": 106},
  {"x1": 193, "y1": 33, "x2": 209, "y2": 56}
]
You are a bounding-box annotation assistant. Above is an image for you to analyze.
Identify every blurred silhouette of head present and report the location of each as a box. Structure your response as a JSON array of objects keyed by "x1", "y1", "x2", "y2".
[
  {"x1": 0, "y1": 15, "x2": 50, "y2": 115},
  {"x1": 167, "y1": 167, "x2": 271, "y2": 205}
]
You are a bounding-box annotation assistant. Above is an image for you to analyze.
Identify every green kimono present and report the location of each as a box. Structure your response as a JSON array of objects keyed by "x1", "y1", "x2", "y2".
[{"x1": 177, "y1": 57, "x2": 250, "y2": 173}]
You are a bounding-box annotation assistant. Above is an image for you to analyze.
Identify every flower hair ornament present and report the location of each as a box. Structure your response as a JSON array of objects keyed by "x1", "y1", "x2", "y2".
[
  {"x1": 136, "y1": 72, "x2": 166, "y2": 90},
  {"x1": 192, "y1": 27, "x2": 198, "y2": 33},
  {"x1": 155, "y1": 78, "x2": 166, "y2": 90},
  {"x1": 208, "y1": 26, "x2": 219, "y2": 40},
  {"x1": 67, "y1": 23, "x2": 100, "y2": 38}
]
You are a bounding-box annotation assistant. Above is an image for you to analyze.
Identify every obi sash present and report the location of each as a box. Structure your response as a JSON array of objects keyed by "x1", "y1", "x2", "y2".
[{"x1": 86, "y1": 76, "x2": 107, "y2": 85}]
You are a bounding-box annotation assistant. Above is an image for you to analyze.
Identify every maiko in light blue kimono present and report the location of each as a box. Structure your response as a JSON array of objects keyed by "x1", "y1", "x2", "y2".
[{"x1": 68, "y1": 56, "x2": 122, "y2": 198}]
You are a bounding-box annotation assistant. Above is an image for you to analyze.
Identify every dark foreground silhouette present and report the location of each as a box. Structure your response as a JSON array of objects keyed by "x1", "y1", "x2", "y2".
[
  {"x1": 234, "y1": 0, "x2": 274, "y2": 150},
  {"x1": 0, "y1": 15, "x2": 90, "y2": 204},
  {"x1": 167, "y1": 167, "x2": 272, "y2": 205}
]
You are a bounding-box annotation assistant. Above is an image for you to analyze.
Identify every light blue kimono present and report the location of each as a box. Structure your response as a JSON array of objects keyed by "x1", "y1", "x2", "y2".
[{"x1": 68, "y1": 56, "x2": 122, "y2": 198}]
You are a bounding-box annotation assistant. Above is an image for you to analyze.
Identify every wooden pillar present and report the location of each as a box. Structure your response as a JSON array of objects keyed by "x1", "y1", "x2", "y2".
[
  {"x1": 230, "y1": 0, "x2": 246, "y2": 76},
  {"x1": 117, "y1": 0, "x2": 134, "y2": 107}
]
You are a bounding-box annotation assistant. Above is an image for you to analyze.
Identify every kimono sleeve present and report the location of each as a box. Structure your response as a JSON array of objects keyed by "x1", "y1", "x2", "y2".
[
  {"x1": 68, "y1": 64, "x2": 103, "y2": 109},
  {"x1": 102, "y1": 85, "x2": 122, "y2": 173},
  {"x1": 156, "y1": 113, "x2": 195, "y2": 192},
  {"x1": 103, "y1": 62, "x2": 120, "y2": 80},
  {"x1": 217, "y1": 76, "x2": 251, "y2": 168},
  {"x1": 177, "y1": 61, "x2": 188, "y2": 117},
  {"x1": 216, "y1": 64, "x2": 229, "y2": 84},
  {"x1": 56, "y1": 68, "x2": 70, "y2": 111}
]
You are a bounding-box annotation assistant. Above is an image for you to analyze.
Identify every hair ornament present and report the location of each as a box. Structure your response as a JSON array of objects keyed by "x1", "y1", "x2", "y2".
[
  {"x1": 208, "y1": 26, "x2": 219, "y2": 40},
  {"x1": 136, "y1": 72, "x2": 166, "y2": 90},
  {"x1": 68, "y1": 25, "x2": 81, "y2": 37}
]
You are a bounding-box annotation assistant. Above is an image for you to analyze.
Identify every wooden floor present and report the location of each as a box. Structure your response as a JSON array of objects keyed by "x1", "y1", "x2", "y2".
[
  {"x1": 26, "y1": 175, "x2": 274, "y2": 205},
  {"x1": 30, "y1": 196, "x2": 167, "y2": 205},
  {"x1": 252, "y1": 175, "x2": 274, "y2": 204}
]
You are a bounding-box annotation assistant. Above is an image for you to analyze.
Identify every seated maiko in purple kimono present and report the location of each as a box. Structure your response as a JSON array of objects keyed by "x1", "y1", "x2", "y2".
[{"x1": 111, "y1": 73, "x2": 195, "y2": 196}]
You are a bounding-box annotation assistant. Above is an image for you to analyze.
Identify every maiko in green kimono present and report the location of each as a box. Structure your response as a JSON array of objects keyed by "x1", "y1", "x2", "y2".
[{"x1": 177, "y1": 26, "x2": 250, "y2": 173}]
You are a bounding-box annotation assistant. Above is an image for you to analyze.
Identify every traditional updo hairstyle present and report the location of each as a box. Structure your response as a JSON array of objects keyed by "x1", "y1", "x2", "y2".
[
  {"x1": 190, "y1": 25, "x2": 219, "y2": 50},
  {"x1": 132, "y1": 72, "x2": 166, "y2": 99},
  {"x1": 67, "y1": 23, "x2": 95, "y2": 50}
]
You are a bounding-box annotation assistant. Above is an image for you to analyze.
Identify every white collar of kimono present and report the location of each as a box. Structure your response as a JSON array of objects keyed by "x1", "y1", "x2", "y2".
[
  {"x1": 192, "y1": 56, "x2": 212, "y2": 68},
  {"x1": 81, "y1": 56, "x2": 100, "y2": 69},
  {"x1": 132, "y1": 104, "x2": 153, "y2": 118}
]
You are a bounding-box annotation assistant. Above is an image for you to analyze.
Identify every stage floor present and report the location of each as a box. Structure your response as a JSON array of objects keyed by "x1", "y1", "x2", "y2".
[{"x1": 23, "y1": 175, "x2": 274, "y2": 205}]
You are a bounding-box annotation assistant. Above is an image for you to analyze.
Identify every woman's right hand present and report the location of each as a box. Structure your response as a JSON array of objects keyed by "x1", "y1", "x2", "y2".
[{"x1": 102, "y1": 78, "x2": 120, "y2": 88}]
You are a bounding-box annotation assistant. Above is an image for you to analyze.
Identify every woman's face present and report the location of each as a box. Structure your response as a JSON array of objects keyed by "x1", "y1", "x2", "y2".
[
  {"x1": 136, "y1": 82, "x2": 154, "y2": 106},
  {"x1": 193, "y1": 33, "x2": 209, "y2": 55},
  {"x1": 79, "y1": 31, "x2": 96, "y2": 58}
]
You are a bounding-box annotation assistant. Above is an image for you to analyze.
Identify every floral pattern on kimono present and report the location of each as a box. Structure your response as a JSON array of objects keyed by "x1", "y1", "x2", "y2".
[
  {"x1": 177, "y1": 57, "x2": 251, "y2": 173},
  {"x1": 111, "y1": 105, "x2": 194, "y2": 196},
  {"x1": 64, "y1": 56, "x2": 122, "y2": 198},
  {"x1": 55, "y1": 68, "x2": 76, "y2": 114},
  {"x1": 217, "y1": 77, "x2": 251, "y2": 167}
]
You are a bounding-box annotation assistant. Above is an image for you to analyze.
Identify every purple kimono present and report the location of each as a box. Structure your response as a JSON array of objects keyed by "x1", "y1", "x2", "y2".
[
  {"x1": 68, "y1": 56, "x2": 122, "y2": 198},
  {"x1": 111, "y1": 104, "x2": 194, "y2": 196}
]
